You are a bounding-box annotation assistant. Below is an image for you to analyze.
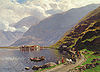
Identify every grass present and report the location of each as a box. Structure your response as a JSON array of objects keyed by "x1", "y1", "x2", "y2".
[
  {"x1": 82, "y1": 54, "x2": 100, "y2": 65},
  {"x1": 84, "y1": 65, "x2": 100, "y2": 72},
  {"x1": 34, "y1": 63, "x2": 63, "y2": 72},
  {"x1": 80, "y1": 49, "x2": 100, "y2": 72},
  {"x1": 68, "y1": 38, "x2": 78, "y2": 48},
  {"x1": 82, "y1": 36, "x2": 100, "y2": 43},
  {"x1": 34, "y1": 65, "x2": 56, "y2": 72},
  {"x1": 81, "y1": 49, "x2": 100, "y2": 65}
]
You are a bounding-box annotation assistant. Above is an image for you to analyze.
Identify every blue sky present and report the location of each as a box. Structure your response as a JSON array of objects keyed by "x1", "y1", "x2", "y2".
[
  {"x1": 13, "y1": 0, "x2": 61, "y2": 3},
  {"x1": 16, "y1": 0, "x2": 27, "y2": 3},
  {"x1": 11, "y1": 0, "x2": 28, "y2": 3},
  {"x1": 17, "y1": 0, "x2": 26, "y2": 3}
]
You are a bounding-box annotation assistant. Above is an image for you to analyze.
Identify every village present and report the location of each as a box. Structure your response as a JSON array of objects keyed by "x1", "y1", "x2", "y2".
[{"x1": 19, "y1": 45, "x2": 44, "y2": 52}]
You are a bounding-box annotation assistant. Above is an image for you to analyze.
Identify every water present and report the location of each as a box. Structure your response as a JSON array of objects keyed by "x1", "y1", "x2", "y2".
[{"x1": 0, "y1": 48, "x2": 61, "y2": 72}]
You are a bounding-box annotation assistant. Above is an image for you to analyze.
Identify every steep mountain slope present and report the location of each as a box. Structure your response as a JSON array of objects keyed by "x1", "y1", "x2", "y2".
[
  {"x1": 52, "y1": 6, "x2": 100, "y2": 51},
  {"x1": 0, "y1": 30, "x2": 23, "y2": 46},
  {"x1": 12, "y1": 4, "x2": 99, "y2": 46}
]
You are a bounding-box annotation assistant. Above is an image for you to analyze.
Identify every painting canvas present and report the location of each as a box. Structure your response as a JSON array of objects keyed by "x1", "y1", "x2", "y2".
[{"x1": 0, "y1": 0, "x2": 100, "y2": 72}]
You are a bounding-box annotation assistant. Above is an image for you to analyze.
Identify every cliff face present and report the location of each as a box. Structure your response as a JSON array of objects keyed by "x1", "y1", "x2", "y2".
[{"x1": 52, "y1": 7, "x2": 100, "y2": 51}]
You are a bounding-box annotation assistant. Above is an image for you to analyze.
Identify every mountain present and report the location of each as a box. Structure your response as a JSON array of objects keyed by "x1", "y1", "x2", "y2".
[
  {"x1": 0, "y1": 30, "x2": 23, "y2": 46},
  {"x1": 12, "y1": 4, "x2": 99, "y2": 46},
  {"x1": 52, "y1": 6, "x2": 100, "y2": 51},
  {"x1": 14, "y1": 16, "x2": 40, "y2": 28},
  {"x1": 0, "y1": 16, "x2": 41, "y2": 46}
]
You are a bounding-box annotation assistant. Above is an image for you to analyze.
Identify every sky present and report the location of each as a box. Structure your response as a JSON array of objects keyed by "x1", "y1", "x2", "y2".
[
  {"x1": 0, "y1": 0, "x2": 100, "y2": 32},
  {"x1": 16, "y1": 0, "x2": 27, "y2": 3}
]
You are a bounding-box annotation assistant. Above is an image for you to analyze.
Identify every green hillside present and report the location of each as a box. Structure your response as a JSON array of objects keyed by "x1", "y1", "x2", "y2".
[{"x1": 51, "y1": 7, "x2": 100, "y2": 51}]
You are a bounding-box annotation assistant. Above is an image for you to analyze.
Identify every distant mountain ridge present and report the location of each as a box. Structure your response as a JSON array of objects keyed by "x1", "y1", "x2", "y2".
[
  {"x1": 0, "y1": 30, "x2": 23, "y2": 46},
  {"x1": 0, "y1": 15, "x2": 41, "y2": 46},
  {"x1": 14, "y1": 16, "x2": 40, "y2": 28},
  {"x1": 12, "y1": 4, "x2": 99, "y2": 46}
]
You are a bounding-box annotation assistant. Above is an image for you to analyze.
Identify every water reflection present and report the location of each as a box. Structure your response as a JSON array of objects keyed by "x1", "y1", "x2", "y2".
[{"x1": 0, "y1": 48, "x2": 61, "y2": 72}]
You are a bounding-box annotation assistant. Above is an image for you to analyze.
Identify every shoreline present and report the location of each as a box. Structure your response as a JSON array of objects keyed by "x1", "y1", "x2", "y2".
[
  {"x1": 0, "y1": 47, "x2": 87, "y2": 72},
  {"x1": 0, "y1": 46, "x2": 87, "y2": 72},
  {"x1": 40, "y1": 54, "x2": 86, "y2": 72},
  {"x1": 0, "y1": 47, "x2": 19, "y2": 49}
]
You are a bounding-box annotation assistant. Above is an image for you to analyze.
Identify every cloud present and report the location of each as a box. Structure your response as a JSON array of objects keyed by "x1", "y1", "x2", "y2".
[
  {"x1": 0, "y1": 0, "x2": 47, "y2": 24},
  {"x1": 0, "y1": 0, "x2": 100, "y2": 32},
  {"x1": 0, "y1": 0, "x2": 47, "y2": 32},
  {"x1": 0, "y1": 18, "x2": 16, "y2": 32}
]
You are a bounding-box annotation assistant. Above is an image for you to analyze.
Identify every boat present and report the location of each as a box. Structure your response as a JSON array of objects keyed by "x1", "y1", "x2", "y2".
[
  {"x1": 25, "y1": 67, "x2": 30, "y2": 70},
  {"x1": 30, "y1": 56, "x2": 45, "y2": 62}
]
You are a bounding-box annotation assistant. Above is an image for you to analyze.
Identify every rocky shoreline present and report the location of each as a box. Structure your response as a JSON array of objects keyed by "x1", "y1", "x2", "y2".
[{"x1": 41, "y1": 54, "x2": 86, "y2": 72}]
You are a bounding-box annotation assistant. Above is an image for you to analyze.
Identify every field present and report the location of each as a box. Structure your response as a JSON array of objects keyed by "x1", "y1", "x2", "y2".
[{"x1": 80, "y1": 49, "x2": 100, "y2": 72}]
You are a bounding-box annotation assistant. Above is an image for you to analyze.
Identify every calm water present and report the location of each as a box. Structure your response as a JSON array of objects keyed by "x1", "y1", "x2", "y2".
[{"x1": 0, "y1": 48, "x2": 62, "y2": 72}]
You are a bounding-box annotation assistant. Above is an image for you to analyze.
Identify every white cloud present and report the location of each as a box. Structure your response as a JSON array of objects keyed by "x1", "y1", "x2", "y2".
[
  {"x1": 0, "y1": 0, "x2": 100, "y2": 32},
  {"x1": 0, "y1": 18, "x2": 16, "y2": 32},
  {"x1": 0, "y1": 0, "x2": 47, "y2": 32}
]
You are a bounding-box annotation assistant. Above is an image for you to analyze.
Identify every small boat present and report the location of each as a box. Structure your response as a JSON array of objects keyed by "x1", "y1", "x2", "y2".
[
  {"x1": 30, "y1": 56, "x2": 45, "y2": 62},
  {"x1": 25, "y1": 67, "x2": 30, "y2": 70}
]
